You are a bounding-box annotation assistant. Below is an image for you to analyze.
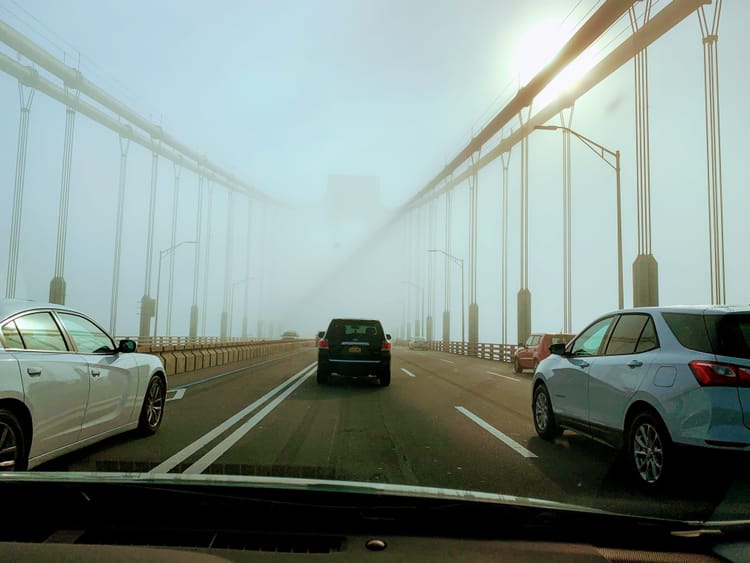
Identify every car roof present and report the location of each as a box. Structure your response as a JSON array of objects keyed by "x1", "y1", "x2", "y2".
[
  {"x1": 0, "y1": 298, "x2": 84, "y2": 322},
  {"x1": 598, "y1": 305, "x2": 750, "y2": 317}
]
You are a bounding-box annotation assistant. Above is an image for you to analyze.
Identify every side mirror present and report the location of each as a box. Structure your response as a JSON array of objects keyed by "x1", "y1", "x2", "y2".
[
  {"x1": 118, "y1": 339, "x2": 137, "y2": 353},
  {"x1": 317, "y1": 331, "x2": 325, "y2": 338},
  {"x1": 549, "y1": 343, "x2": 566, "y2": 355},
  {"x1": 386, "y1": 333, "x2": 392, "y2": 341}
]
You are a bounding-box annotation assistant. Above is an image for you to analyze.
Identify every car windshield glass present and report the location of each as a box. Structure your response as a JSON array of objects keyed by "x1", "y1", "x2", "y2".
[{"x1": 2, "y1": 0, "x2": 750, "y2": 532}]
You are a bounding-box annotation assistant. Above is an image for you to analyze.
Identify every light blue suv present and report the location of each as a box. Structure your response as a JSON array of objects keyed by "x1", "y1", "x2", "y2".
[{"x1": 531, "y1": 306, "x2": 750, "y2": 488}]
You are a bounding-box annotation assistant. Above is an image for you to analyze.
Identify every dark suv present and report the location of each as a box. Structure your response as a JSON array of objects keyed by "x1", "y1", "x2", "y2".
[{"x1": 317, "y1": 319, "x2": 392, "y2": 386}]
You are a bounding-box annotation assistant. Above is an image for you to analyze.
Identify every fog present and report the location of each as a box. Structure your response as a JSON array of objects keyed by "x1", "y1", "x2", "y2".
[{"x1": 1, "y1": 0, "x2": 749, "y2": 343}]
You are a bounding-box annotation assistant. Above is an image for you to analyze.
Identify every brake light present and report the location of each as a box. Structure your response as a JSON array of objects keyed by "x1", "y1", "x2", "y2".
[
  {"x1": 318, "y1": 339, "x2": 329, "y2": 349},
  {"x1": 381, "y1": 340, "x2": 392, "y2": 351},
  {"x1": 689, "y1": 360, "x2": 750, "y2": 387}
]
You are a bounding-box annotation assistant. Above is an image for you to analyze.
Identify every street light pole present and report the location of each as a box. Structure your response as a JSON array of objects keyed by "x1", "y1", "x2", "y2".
[
  {"x1": 534, "y1": 125, "x2": 624, "y2": 309},
  {"x1": 154, "y1": 240, "x2": 197, "y2": 337},
  {"x1": 428, "y1": 249, "x2": 465, "y2": 344}
]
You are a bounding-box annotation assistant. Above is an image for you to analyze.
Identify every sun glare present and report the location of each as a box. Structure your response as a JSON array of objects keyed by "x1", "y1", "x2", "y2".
[{"x1": 510, "y1": 18, "x2": 600, "y2": 108}]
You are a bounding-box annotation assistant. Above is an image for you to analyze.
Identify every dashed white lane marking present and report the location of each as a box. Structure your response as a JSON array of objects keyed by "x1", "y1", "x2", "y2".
[
  {"x1": 487, "y1": 370, "x2": 520, "y2": 382},
  {"x1": 150, "y1": 362, "x2": 316, "y2": 474},
  {"x1": 455, "y1": 406, "x2": 537, "y2": 459},
  {"x1": 400, "y1": 368, "x2": 416, "y2": 378},
  {"x1": 439, "y1": 359, "x2": 455, "y2": 365},
  {"x1": 166, "y1": 388, "x2": 186, "y2": 402},
  {"x1": 184, "y1": 366, "x2": 316, "y2": 474}
]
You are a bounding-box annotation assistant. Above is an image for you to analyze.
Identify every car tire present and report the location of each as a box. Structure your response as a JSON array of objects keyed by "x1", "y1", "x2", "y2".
[
  {"x1": 0, "y1": 409, "x2": 27, "y2": 471},
  {"x1": 316, "y1": 368, "x2": 329, "y2": 385},
  {"x1": 137, "y1": 375, "x2": 166, "y2": 436},
  {"x1": 532, "y1": 384, "x2": 562, "y2": 440},
  {"x1": 379, "y1": 366, "x2": 391, "y2": 387},
  {"x1": 627, "y1": 411, "x2": 672, "y2": 489},
  {"x1": 513, "y1": 359, "x2": 522, "y2": 374}
]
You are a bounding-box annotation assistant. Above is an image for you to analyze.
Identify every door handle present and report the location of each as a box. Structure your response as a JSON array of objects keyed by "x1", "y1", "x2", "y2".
[
  {"x1": 91, "y1": 369, "x2": 101, "y2": 377},
  {"x1": 627, "y1": 360, "x2": 643, "y2": 368},
  {"x1": 26, "y1": 367, "x2": 42, "y2": 377}
]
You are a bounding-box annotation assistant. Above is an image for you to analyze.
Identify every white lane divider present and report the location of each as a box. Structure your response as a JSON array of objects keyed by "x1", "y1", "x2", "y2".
[
  {"x1": 150, "y1": 362, "x2": 316, "y2": 474},
  {"x1": 184, "y1": 365, "x2": 316, "y2": 474},
  {"x1": 455, "y1": 406, "x2": 537, "y2": 459},
  {"x1": 166, "y1": 389, "x2": 186, "y2": 402},
  {"x1": 400, "y1": 368, "x2": 416, "y2": 378},
  {"x1": 439, "y1": 359, "x2": 455, "y2": 365},
  {"x1": 486, "y1": 371, "x2": 520, "y2": 382}
]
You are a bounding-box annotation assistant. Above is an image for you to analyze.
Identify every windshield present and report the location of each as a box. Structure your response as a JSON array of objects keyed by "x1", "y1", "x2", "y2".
[{"x1": 1, "y1": 0, "x2": 750, "y2": 529}]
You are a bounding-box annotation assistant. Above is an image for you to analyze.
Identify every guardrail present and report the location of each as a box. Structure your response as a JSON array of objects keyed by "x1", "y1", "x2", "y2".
[
  {"x1": 397, "y1": 340, "x2": 518, "y2": 364},
  {"x1": 117, "y1": 336, "x2": 315, "y2": 376}
]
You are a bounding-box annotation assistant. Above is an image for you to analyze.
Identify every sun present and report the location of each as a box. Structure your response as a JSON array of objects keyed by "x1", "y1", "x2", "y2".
[{"x1": 509, "y1": 18, "x2": 599, "y2": 108}]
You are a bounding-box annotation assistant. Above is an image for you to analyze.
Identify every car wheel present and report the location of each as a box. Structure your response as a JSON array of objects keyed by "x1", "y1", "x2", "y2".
[
  {"x1": 627, "y1": 411, "x2": 671, "y2": 489},
  {"x1": 513, "y1": 359, "x2": 522, "y2": 373},
  {"x1": 533, "y1": 384, "x2": 561, "y2": 440},
  {"x1": 379, "y1": 366, "x2": 391, "y2": 387},
  {"x1": 137, "y1": 375, "x2": 165, "y2": 436},
  {"x1": 316, "y1": 368, "x2": 329, "y2": 385},
  {"x1": 0, "y1": 409, "x2": 27, "y2": 471}
]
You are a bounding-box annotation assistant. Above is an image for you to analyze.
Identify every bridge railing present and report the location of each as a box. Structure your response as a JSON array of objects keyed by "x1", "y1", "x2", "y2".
[
  {"x1": 427, "y1": 341, "x2": 518, "y2": 364},
  {"x1": 115, "y1": 336, "x2": 315, "y2": 376}
]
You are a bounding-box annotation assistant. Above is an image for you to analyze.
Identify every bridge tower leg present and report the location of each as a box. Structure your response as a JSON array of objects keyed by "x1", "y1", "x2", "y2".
[
  {"x1": 442, "y1": 189, "x2": 452, "y2": 345},
  {"x1": 6, "y1": 82, "x2": 34, "y2": 299},
  {"x1": 166, "y1": 162, "x2": 181, "y2": 336},
  {"x1": 500, "y1": 149, "x2": 510, "y2": 348},
  {"x1": 426, "y1": 195, "x2": 435, "y2": 343},
  {"x1": 561, "y1": 107, "x2": 574, "y2": 332},
  {"x1": 242, "y1": 197, "x2": 253, "y2": 339},
  {"x1": 201, "y1": 181, "x2": 214, "y2": 336},
  {"x1": 190, "y1": 174, "x2": 204, "y2": 340},
  {"x1": 49, "y1": 88, "x2": 80, "y2": 305},
  {"x1": 629, "y1": 2, "x2": 659, "y2": 307},
  {"x1": 468, "y1": 152, "x2": 480, "y2": 354},
  {"x1": 110, "y1": 132, "x2": 130, "y2": 335},
  {"x1": 698, "y1": 1, "x2": 726, "y2": 304},
  {"x1": 517, "y1": 110, "x2": 532, "y2": 344},
  {"x1": 139, "y1": 147, "x2": 160, "y2": 337},
  {"x1": 220, "y1": 191, "x2": 234, "y2": 340}
]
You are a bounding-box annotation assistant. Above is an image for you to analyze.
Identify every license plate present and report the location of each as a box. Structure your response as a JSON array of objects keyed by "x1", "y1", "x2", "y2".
[{"x1": 348, "y1": 346, "x2": 361, "y2": 353}]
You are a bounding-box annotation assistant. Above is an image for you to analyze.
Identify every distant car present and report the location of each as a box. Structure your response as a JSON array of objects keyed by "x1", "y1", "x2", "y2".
[
  {"x1": 531, "y1": 306, "x2": 750, "y2": 489},
  {"x1": 281, "y1": 331, "x2": 299, "y2": 340},
  {"x1": 317, "y1": 318, "x2": 391, "y2": 386},
  {"x1": 0, "y1": 299, "x2": 166, "y2": 471},
  {"x1": 514, "y1": 333, "x2": 574, "y2": 373},
  {"x1": 409, "y1": 337, "x2": 429, "y2": 351}
]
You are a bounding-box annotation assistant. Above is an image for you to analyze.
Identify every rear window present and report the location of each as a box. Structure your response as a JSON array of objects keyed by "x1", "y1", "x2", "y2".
[
  {"x1": 327, "y1": 320, "x2": 382, "y2": 340},
  {"x1": 663, "y1": 312, "x2": 750, "y2": 359}
]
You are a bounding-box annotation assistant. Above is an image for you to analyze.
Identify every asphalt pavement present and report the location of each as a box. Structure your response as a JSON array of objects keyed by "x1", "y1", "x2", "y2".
[{"x1": 38, "y1": 346, "x2": 750, "y2": 521}]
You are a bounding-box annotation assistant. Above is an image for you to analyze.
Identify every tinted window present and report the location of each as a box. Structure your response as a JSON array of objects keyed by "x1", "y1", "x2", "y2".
[
  {"x1": 14, "y1": 312, "x2": 68, "y2": 351},
  {"x1": 570, "y1": 317, "x2": 615, "y2": 356},
  {"x1": 714, "y1": 314, "x2": 750, "y2": 360},
  {"x1": 635, "y1": 318, "x2": 659, "y2": 353},
  {"x1": 57, "y1": 313, "x2": 115, "y2": 354},
  {"x1": 605, "y1": 314, "x2": 649, "y2": 356},
  {"x1": 1, "y1": 321, "x2": 24, "y2": 349},
  {"x1": 663, "y1": 313, "x2": 713, "y2": 353},
  {"x1": 327, "y1": 320, "x2": 382, "y2": 341}
]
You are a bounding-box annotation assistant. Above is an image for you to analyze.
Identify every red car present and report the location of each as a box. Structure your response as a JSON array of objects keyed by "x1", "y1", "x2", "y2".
[{"x1": 513, "y1": 333, "x2": 574, "y2": 373}]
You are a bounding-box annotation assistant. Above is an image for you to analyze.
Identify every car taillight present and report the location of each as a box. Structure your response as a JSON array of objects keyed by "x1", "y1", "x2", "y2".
[
  {"x1": 318, "y1": 339, "x2": 329, "y2": 349},
  {"x1": 689, "y1": 360, "x2": 750, "y2": 387},
  {"x1": 381, "y1": 340, "x2": 392, "y2": 351}
]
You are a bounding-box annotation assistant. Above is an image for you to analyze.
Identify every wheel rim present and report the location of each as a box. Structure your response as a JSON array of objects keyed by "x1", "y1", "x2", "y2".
[
  {"x1": 633, "y1": 422, "x2": 664, "y2": 484},
  {"x1": 0, "y1": 421, "x2": 20, "y2": 470},
  {"x1": 534, "y1": 390, "x2": 549, "y2": 432},
  {"x1": 146, "y1": 380, "x2": 164, "y2": 428}
]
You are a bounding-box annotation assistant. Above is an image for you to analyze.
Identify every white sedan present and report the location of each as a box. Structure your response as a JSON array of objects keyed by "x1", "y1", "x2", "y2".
[{"x1": 0, "y1": 299, "x2": 166, "y2": 470}]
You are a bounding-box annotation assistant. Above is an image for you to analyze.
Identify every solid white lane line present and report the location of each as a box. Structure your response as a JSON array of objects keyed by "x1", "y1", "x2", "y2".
[
  {"x1": 487, "y1": 371, "x2": 520, "y2": 382},
  {"x1": 455, "y1": 406, "x2": 537, "y2": 459},
  {"x1": 401, "y1": 368, "x2": 416, "y2": 378},
  {"x1": 166, "y1": 389, "x2": 186, "y2": 402},
  {"x1": 184, "y1": 367, "x2": 316, "y2": 474},
  {"x1": 150, "y1": 362, "x2": 317, "y2": 474},
  {"x1": 439, "y1": 359, "x2": 455, "y2": 365}
]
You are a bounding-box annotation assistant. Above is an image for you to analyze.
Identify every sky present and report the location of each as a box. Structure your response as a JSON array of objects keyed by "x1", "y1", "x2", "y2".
[{"x1": 0, "y1": 0, "x2": 748, "y2": 343}]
